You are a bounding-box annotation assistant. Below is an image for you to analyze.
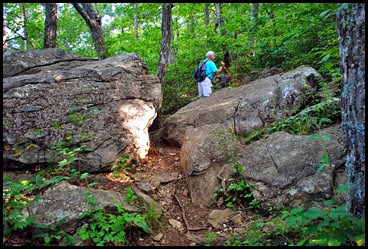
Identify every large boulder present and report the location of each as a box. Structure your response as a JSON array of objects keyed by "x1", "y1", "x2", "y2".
[
  {"x1": 3, "y1": 49, "x2": 161, "y2": 172},
  {"x1": 184, "y1": 122, "x2": 346, "y2": 208},
  {"x1": 162, "y1": 66, "x2": 320, "y2": 146},
  {"x1": 238, "y1": 123, "x2": 346, "y2": 209},
  {"x1": 26, "y1": 181, "x2": 144, "y2": 233},
  {"x1": 166, "y1": 66, "x2": 323, "y2": 205}
]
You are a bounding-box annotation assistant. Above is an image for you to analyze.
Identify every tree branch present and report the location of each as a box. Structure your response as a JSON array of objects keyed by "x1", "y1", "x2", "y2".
[{"x1": 5, "y1": 24, "x2": 36, "y2": 49}]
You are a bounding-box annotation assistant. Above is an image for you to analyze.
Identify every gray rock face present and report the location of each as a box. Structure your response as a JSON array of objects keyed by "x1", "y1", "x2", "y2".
[
  {"x1": 162, "y1": 66, "x2": 320, "y2": 146},
  {"x1": 167, "y1": 66, "x2": 327, "y2": 206},
  {"x1": 3, "y1": 49, "x2": 161, "y2": 172},
  {"x1": 27, "y1": 181, "x2": 142, "y2": 232},
  {"x1": 239, "y1": 123, "x2": 345, "y2": 209},
  {"x1": 3, "y1": 48, "x2": 97, "y2": 78}
]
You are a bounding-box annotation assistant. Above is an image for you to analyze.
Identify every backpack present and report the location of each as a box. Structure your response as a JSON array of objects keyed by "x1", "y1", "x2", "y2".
[{"x1": 194, "y1": 59, "x2": 209, "y2": 82}]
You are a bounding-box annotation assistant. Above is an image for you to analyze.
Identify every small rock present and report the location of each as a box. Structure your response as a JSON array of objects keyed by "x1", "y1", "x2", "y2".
[
  {"x1": 169, "y1": 218, "x2": 183, "y2": 229},
  {"x1": 175, "y1": 157, "x2": 180, "y2": 161},
  {"x1": 208, "y1": 209, "x2": 234, "y2": 229},
  {"x1": 169, "y1": 152, "x2": 176, "y2": 156},
  {"x1": 159, "y1": 148, "x2": 165, "y2": 155},
  {"x1": 151, "y1": 172, "x2": 178, "y2": 184},
  {"x1": 152, "y1": 233, "x2": 164, "y2": 241},
  {"x1": 231, "y1": 214, "x2": 242, "y2": 224},
  {"x1": 137, "y1": 180, "x2": 152, "y2": 193},
  {"x1": 183, "y1": 189, "x2": 189, "y2": 196},
  {"x1": 190, "y1": 242, "x2": 196, "y2": 246}
]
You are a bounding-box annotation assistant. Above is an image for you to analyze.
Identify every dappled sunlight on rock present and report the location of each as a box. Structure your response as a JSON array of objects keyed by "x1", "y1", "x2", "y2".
[{"x1": 119, "y1": 99, "x2": 157, "y2": 160}]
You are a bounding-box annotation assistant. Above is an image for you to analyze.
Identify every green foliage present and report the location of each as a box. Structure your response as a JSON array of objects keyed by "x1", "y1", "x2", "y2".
[
  {"x1": 281, "y1": 202, "x2": 365, "y2": 246},
  {"x1": 3, "y1": 176, "x2": 39, "y2": 235},
  {"x1": 111, "y1": 157, "x2": 132, "y2": 179},
  {"x1": 33, "y1": 218, "x2": 75, "y2": 246},
  {"x1": 78, "y1": 195, "x2": 153, "y2": 246},
  {"x1": 143, "y1": 202, "x2": 162, "y2": 229},
  {"x1": 204, "y1": 231, "x2": 220, "y2": 246},
  {"x1": 125, "y1": 187, "x2": 138, "y2": 204},
  {"x1": 223, "y1": 179, "x2": 365, "y2": 246},
  {"x1": 308, "y1": 133, "x2": 332, "y2": 173},
  {"x1": 51, "y1": 141, "x2": 86, "y2": 174}
]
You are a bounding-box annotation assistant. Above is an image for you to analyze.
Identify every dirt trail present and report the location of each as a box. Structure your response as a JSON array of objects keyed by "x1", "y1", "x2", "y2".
[{"x1": 132, "y1": 144, "x2": 211, "y2": 246}]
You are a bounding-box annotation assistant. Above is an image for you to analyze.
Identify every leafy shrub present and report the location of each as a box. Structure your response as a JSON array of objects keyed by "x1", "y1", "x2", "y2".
[
  {"x1": 3, "y1": 176, "x2": 39, "y2": 235},
  {"x1": 33, "y1": 218, "x2": 75, "y2": 246},
  {"x1": 281, "y1": 201, "x2": 365, "y2": 246},
  {"x1": 78, "y1": 193, "x2": 153, "y2": 246}
]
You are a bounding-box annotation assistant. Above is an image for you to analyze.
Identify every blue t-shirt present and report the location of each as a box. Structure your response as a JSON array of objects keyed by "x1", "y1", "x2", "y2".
[{"x1": 205, "y1": 60, "x2": 218, "y2": 79}]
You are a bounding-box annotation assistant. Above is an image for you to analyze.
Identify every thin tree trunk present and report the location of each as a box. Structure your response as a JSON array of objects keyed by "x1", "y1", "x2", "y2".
[
  {"x1": 134, "y1": 3, "x2": 138, "y2": 40},
  {"x1": 251, "y1": 3, "x2": 259, "y2": 57},
  {"x1": 337, "y1": 3, "x2": 365, "y2": 218},
  {"x1": 251, "y1": 3, "x2": 259, "y2": 19},
  {"x1": 190, "y1": 13, "x2": 195, "y2": 39},
  {"x1": 157, "y1": 3, "x2": 173, "y2": 86},
  {"x1": 21, "y1": 3, "x2": 28, "y2": 50},
  {"x1": 154, "y1": 3, "x2": 173, "y2": 130},
  {"x1": 204, "y1": 4, "x2": 210, "y2": 25},
  {"x1": 44, "y1": 3, "x2": 58, "y2": 49},
  {"x1": 214, "y1": 3, "x2": 223, "y2": 32},
  {"x1": 3, "y1": 23, "x2": 8, "y2": 52},
  {"x1": 73, "y1": 3, "x2": 107, "y2": 58}
]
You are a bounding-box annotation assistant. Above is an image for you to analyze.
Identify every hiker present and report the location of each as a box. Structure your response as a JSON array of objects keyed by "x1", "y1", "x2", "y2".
[{"x1": 197, "y1": 51, "x2": 225, "y2": 97}]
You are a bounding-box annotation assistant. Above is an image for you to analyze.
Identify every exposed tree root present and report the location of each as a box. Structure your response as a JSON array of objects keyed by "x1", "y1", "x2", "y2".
[{"x1": 172, "y1": 187, "x2": 207, "y2": 231}]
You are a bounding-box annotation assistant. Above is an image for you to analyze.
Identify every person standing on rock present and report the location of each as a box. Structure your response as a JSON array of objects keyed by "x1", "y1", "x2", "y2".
[{"x1": 198, "y1": 51, "x2": 225, "y2": 97}]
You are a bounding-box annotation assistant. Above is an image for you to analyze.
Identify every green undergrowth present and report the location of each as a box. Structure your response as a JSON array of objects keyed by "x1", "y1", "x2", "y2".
[
  {"x1": 222, "y1": 195, "x2": 365, "y2": 246},
  {"x1": 3, "y1": 107, "x2": 157, "y2": 246},
  {"x1": 77, "y1": 193, "x2": 153, "y2": 246}
]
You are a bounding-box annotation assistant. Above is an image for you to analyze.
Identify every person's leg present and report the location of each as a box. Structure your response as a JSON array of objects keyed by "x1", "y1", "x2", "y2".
[
  {"x1": 202, "y1": 78, "x2": 212, "y2": 96},
  {"x1": 198, "y1": 81, "x2": 204, "y2": 96}
]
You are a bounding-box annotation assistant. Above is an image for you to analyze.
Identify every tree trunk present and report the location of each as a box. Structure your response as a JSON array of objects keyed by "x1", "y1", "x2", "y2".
[
  {"x1": 44, "y1": 3, "x2": 58, "y2": 49},
  {"x1": 190, "y1": 12, "x2": 195, "y2": 39},
  {"x1": 134, "y1": 3, "x2": 138, "y2": 40},
  {"x1": 154, "y1": 3, "x2": 173, "y2": 130},
  {"x1": 251, "y1": 3, "x2": 259, "y2": 19},
  {"x1": 251, "y1": 3, "x2": 259, "y2": 57},
  {"x1": 73, "y1": 3, "x2": 107, "y2": 58},
  {"x1": 214, "y1": 3, "x2": 223, "y2": 32},
  {"x1": 157, "y1": 3, "x2": 173, "y2": 86},
  {"x1": 204, "y1": 4, "x2": 210, "y2": 25},
  {"x1": 337, "y1": 3, "x2": 365, "y2": 218},
  {"x1": 21, "y1": 3, "x2": 28, "y2": 50},
  {"x1": 3, "y1": 23, "x2": 8, "y2": 52}
]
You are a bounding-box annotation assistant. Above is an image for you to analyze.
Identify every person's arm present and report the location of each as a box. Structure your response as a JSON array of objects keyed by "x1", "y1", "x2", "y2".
[{"x1": 215, "y1": 62, "x2": 225, "y2": 75}]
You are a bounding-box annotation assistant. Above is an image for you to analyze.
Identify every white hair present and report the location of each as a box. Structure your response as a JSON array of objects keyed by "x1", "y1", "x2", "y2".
[{"x1": 206, "y1": 51, "x2": 215, "y2": 58}]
